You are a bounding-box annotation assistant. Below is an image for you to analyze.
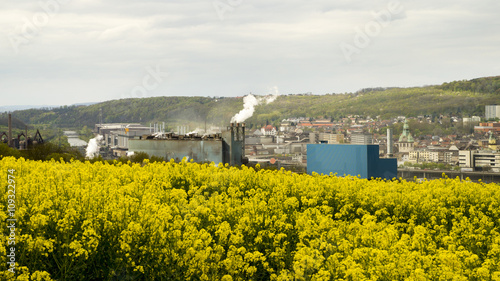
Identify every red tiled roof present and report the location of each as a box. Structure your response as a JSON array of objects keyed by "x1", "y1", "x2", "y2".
[{"x1": 262, "y1": 125, "x2": 276, "y2": 131}]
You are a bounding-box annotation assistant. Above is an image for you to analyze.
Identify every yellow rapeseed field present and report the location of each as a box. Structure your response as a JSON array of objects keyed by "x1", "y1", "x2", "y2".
[{"x1": 1, "y1": 156, "x2": 500, "y2": 280}]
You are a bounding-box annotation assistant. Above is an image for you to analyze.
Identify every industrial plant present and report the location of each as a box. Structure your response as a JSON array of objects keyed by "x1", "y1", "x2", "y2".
[
  {"x1": 92, "y1": 122, "x2": 247, "y2": 165},
  {"x1": 130, "y1": 122, "x2": 247, "y2": 165},
  {"x1": 1, "y1": 113, "x2": 44, "y2": 149},
  {"x1": 307, "y1": 144, "x2": 397, "y2": 180}
]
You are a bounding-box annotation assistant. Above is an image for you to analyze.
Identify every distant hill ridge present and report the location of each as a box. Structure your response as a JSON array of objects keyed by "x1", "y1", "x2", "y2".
[
  {"x1": 9, "y1": 76, "x2": 500, "y2": 129},
  {"x1": 0, "y1": 102, "x2": 99, "y2": 114}
]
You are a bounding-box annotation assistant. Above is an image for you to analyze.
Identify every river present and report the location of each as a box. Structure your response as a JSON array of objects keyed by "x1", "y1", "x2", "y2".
[{"x1": 63, "y1": 131, "x2": 88, "y2": 147}]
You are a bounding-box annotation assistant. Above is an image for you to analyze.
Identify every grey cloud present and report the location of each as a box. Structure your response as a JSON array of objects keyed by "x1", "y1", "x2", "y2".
[{"x1": 0, "y1": 0, "x2": 499, "y2": 106}]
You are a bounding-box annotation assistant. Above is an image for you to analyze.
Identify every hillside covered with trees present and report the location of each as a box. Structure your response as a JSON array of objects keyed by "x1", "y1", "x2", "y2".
[{"x1": 9, "y1": 76, "x2": 500, "y2": 130}]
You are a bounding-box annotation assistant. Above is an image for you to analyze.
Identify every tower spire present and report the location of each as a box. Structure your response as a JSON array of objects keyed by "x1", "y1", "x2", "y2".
[{"x1": 399, "y1": 119, "x2": 414, "y2": 143}]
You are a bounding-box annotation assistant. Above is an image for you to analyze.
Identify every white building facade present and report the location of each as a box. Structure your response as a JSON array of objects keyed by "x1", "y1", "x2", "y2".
[{"x1": 486, "y1": 105, "x2": 500, "y2": 120}]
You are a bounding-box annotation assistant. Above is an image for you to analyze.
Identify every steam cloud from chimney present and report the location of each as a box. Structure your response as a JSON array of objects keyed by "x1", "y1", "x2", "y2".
[
  {"x1": 231, "y1": 87, "x2": 280, "y2": 123},
  {"x1": 231, "y1": 94, "x2": 260, "y2": 123},
  {"x1": 86, "y1": 135, "x2": 103, "y2": 159},
  {"x1": 265, "y1": 86, "x2": 279, "y2": 104}
]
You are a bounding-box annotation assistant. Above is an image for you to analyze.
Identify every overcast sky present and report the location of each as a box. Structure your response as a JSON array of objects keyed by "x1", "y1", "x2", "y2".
[{"x1": 1, "y1": 0, "x2": 499, "y2": 106}]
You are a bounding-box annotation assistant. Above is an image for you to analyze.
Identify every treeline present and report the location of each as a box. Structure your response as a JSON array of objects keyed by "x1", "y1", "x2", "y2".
[
  {"x1": 437, "y1": 76, "x2": 500, "y2": 94},
  {"x1": 381, "y1": 118, "x2": 477, "y2": 138},
  {"x1": 12, "y1": 97, "x2": 239, "y2": 129},
  {"x1": 247, "y1": 87, "x2": 494, "y2": 128},
  {"x1": 0, "y1": 114, "x2": 31, "y2": 130},
  {"x1": 9, "y1": 76, "x2": 500, "y2": 130}
]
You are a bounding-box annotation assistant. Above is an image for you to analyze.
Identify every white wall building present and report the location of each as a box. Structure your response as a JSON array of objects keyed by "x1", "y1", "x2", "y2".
[
  {"x1": 459, "y1": 150, "x2": 500, "y2": 171},
  {"x1": 351, "y1": 134, "x2": 373, "y2": 145},
  {"x1": 261, "y1": 125, "x2": 277, "y2": 136},
  {"x1": 486, "y1": 105, "x2": 500, "y2": 120},
  {"x1": 463, "y1": 116, "x2": 481, "y2": 124}
]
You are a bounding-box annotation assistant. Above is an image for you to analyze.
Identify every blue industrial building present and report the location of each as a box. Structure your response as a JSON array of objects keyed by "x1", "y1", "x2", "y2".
[{"x1": 307, "y1": 144, "x2": 397, "y2": 179}]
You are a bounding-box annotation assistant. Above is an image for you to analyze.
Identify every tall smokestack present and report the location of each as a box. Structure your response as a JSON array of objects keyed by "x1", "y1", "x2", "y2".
[
  {"x1": 8, "y1": 113, "x2": 12, "y2": 147},
  {"x1": 242, "y1": 123, "x2": 246, "y2": 155},
  {"x1": 387, "y1": 128, "x2": 394, "y2": 156}
]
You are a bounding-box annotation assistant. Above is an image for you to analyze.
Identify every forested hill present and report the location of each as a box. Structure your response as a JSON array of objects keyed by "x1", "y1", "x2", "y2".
[{"x1": 8, "y1": 76, "x2": 500, "y2": 129}]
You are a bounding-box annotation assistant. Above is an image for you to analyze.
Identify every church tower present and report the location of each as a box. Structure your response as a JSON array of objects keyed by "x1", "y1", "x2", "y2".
[
  {"x1": 489, "y1": 131, "x2": 498, "y2": 151},
  {"x1": 397, "y1": 119, "x2": 414, "y2": 153}
]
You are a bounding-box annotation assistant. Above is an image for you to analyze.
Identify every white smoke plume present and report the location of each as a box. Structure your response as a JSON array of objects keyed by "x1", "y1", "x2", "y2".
[
  {"x1": 187, "y1": 128, "x2": 204, "y2": 136},
  {"x1": 231, "y1": 94, "x2": 260, "y2": 123},
  {"x1": 231, "y1": 88, "x2": 280, "y2": 123},
  {"x1": 86, "y1": 135, "x2": 103, "y2": 159},
  {"x1": 265, "y1": 86, "x2": 280, "y2": 104}
]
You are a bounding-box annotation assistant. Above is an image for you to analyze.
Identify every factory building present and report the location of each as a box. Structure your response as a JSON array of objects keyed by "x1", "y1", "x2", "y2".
[
  {"x1": 307, "y1": 144, "x2": 397, "y2": 179},
  {"x1": 94, "y1": 123, "x2": 151, "y2": 147},
  {"x1": 94, "y1": 123, "x2": 152, "y2": 157},
  {"x1": 128, "y1": 123, "x2": 247, "y2": 165}
]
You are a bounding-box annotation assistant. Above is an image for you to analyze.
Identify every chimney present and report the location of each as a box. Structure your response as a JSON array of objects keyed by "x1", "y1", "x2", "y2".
[
  {"x1": 8, "y1": 113, "x2": 12, "y2": 147},
  {"x1": 241, "y1": 123, "x2": 245, "y2": 146},
  {"x1": 387, "y1": 128, "x2": 394, "y2": 156}
]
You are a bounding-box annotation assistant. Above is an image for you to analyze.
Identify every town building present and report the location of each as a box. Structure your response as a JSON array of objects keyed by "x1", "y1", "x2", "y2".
[
  {"x1": 474, "y1": 122, "x2": 500, "y2": 133},
  {"x1": 397, "y1": 119, "x2": 414, "y2": 152},
  {"x1": 486, "y1": 105, "x2": 500, "y2": 120},
  {"x1": 351, "y1": 133, "x2": 373, "y2": 145},
  {"x1": 489, "y1": 132, "x2": 498, "y2": 151},
  {"x1": 318, "y1": 133, "x2": 344, "y2": 144},
  {"x1": 261, "y1": 125, "x2": 277, "y2": 136},
  {"x1": 459, "y1": 150, "x2": 500, "y2": 172},
  {"x1": 463, "y1": 116, "x2": 481, "y2": 124},
  {"x1": 279, "y1": 122, "x2": 293, "y2": 132}
]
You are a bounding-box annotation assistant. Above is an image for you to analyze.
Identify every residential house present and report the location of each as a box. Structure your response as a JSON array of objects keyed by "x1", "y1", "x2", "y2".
[{"x1": 261, "y1": 125, "x2": 277, "y2": 136}]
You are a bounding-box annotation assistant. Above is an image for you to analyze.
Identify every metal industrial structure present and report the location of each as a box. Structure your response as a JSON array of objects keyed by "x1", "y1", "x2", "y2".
[
  {"x1": 94, "y1": 123, "x2": 151, "y2": 157},
  {"x1": 1, "y1": 114, "x2": 43, "y2": 149},
  {"x1": 307, "y1": 144, "x2": 397, "y2": 179},
  {"x1": 128, "y1": 123, "x2": 247, "y2": 165}
]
